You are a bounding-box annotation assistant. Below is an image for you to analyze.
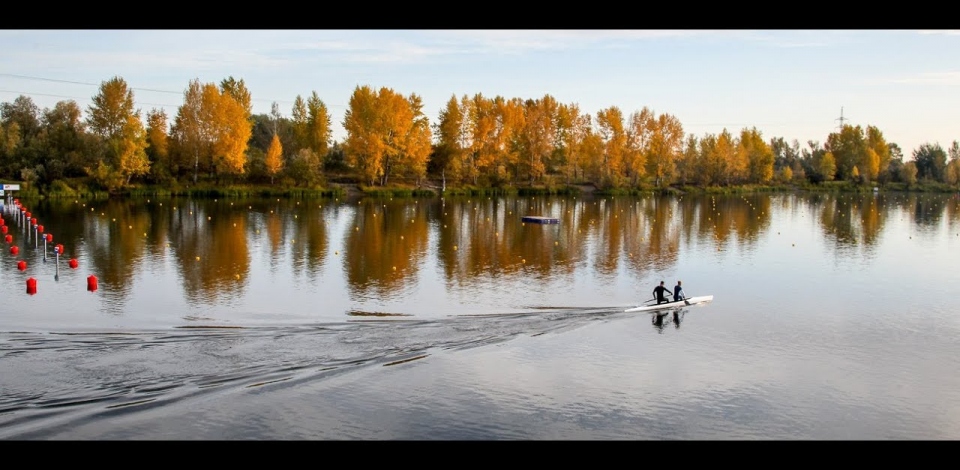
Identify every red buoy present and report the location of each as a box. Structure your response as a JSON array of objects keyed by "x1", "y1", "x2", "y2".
[
  {"x1": 31, "y1": 217, "x2": 37, "y2": 225},
  {"x1": 17, "y1": 260, "x2": 26, "y2": 271},
  {"x1": 25, "y1": 212, "x2": 30, "y2": 219},
  {"x1": 0, "y1": 218, "x2": 4, "y2": 225},
  {"x1": 46, "y1": 233, "x2": 53, "y2": 242},
  {"x1": 1, "y1": 226, "x2": 7, "y2": 234},
  {"x1": 56, "y1": 244, "x2": 64, "y2": 255},
  {"x1": 37, "y1": 224, "x2": 43, "y2": 233},
  {"x1": 69, "y1": 258, "x2": 78, "y2": 269},
  {"x1": 4, "y1": 234, "x2": 11, "y2": 243},
  {"x1": 9, "y1": 245, "x2": 18, "y2": 255},
  {"x1": 26, "y1": 277, "x2": 37, "y2": 295},
  {"x1": 87, "y1": 275, "x2": 98, "y2": 292}
]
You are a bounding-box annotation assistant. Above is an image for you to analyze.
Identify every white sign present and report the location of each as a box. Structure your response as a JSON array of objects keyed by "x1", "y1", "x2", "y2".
[
  {"x1": 0, "y1": 190, "x2": 4, "y2": 196},
  {"x1": 2, "y1": 184, "x2": 19, "y2": 190}
]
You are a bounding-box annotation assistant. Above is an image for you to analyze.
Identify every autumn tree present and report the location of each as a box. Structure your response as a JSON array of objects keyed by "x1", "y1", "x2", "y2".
[
  {"x1": 885, "y1": 143, "x2": 904, "y2": 183},
  {"x1": 625, "y1": 107, "x2": 652, "y2": 186},
  {"x1": 695, "y1": 134, "x2": 718, "y2": 186},
  {"x1": 145, "y1": 108, "x2": 170, "y2": 182},
  {"x1": 464, "y1": 93, "x2": 496, "y2": 184},
  {"x1": 864, "y1": 126, "x2": 889, "y2": 183},
  {"x1": 715, "y1": 129, "x2": 738, "y2": 185},
  {"x1": 342, "y1": 86, "x2": 428, "y2": 186},
  {"x1": 209, "y1": 81, "x2": 252, "y2": 178},
  {"x1": 219, "y1": 76, "x2": 252, "y2": 117},
  {"x1": 171, "y1": 79, "x2": 209, "y2": 183},
  {"x1": 171, "y1": 78, "x2": 252, "y2": 183},
  {"x1": 901, "y1": 161, "x2": 918, "y2": 185},
  {"x1": 676, "y1": 134, "x2": 698, "y2": 186},
  {"x1": 646, "y1": 112, "x2": 684, "y2": 188},
  {"x1": 825, "y1": 125, "x2": 867, "y2": 182},
  {"x1": 739, "y1": 127, "x2": 774, "y2": 184},
  {"x1": 493, "y1": 97, "x2": 526, "y2": 185},
  {"x1": 291, "y1": 96, "x2": 308, "y2": 153},
  {"x1": 556, "y1": 103, "x2": 588, "y2": 184},
  {"x1": 518, "y1": 95, "x2": 557, "y2": 185},
  {"x1": 947, "y1": 141, "x2": 960, "y2": 187},
  {"x1": 595, "y1": 106, "x2": 628, "y2": 188},
  {"x1": 432, "y1": 94, "x2": 467, "y2": 188},
  {"x1": 265, "y1": 134, "x2": 283, "y2": 184},
  {"x1": 819, "y1": 151, "x2": 837, "y2": 182},
  {"x1": 305, "y1": 91, "x2": 332, "y2": 161},
  {"x1": 579, "y1": 124, "x2": 605, "y2": 184},
  {"x1": 86, "y1": 76, "x2": 150, "y2": 190},
  {"x1": 399, "y1": 93, "x2": 432, "y2": 186},
  {"x1": 342, "y1": 85, "x2": 383, "y2": 186}
]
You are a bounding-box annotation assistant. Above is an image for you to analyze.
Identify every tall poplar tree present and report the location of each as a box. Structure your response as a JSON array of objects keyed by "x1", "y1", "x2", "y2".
[{"x1": 86, "y1": 76, "x2": 149, "y2": 189}]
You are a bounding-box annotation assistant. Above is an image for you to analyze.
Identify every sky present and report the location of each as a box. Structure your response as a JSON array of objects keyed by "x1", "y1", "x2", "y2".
[{"x1": 1, "y1": 30, "x2": 958, "y2": 158}]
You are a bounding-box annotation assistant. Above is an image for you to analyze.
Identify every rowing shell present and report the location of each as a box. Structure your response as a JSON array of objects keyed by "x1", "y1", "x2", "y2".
[{"x1": 624, "y1": 295, "x2": 714, "y2": 313}]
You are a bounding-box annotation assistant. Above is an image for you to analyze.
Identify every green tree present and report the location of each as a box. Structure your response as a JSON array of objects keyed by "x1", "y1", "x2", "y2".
[
  {"x1": 40, "y1": 100, "x2": 91, "y2": 181},
  {"x1": 913, "y1": 143, "x2": 947, "y2": 182}
]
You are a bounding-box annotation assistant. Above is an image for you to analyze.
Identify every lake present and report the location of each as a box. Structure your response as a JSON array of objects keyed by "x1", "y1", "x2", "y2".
[{"x1": 1, "y1": 190, "x2": 959, "y2": 439}]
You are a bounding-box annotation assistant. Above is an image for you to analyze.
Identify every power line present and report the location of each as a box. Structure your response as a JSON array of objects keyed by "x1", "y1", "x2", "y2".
[
  {"x1": 0, "y1": 73, "x2": 318, "y2": 107},
  {"x1": 0, "y1": 89, "x2": 181, "y2": 109}
]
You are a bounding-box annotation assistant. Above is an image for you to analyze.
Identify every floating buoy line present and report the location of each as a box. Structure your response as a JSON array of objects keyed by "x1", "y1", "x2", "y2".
[{"x1": 2, "y1": 195, "x2": 93, "y2": 295}]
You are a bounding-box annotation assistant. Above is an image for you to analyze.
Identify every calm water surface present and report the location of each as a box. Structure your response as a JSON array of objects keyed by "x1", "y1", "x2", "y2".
[{"x1": 1, "y1": 191, "x2": 959, "y2": 439}]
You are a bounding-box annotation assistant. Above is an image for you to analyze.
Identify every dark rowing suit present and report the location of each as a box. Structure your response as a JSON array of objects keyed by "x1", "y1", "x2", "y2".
[
  {"x1": 653, "y1": 285, "x2": 671, "y2": 304},
  {"x1": 674, "y1": 286, "x2": 685, "y2": 301}
]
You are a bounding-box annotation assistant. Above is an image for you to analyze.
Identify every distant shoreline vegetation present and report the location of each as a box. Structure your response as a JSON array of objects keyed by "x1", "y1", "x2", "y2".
[
  {"x1": 4, "y1": 178, "x2": 957, "y2": 202},
  {"x1": 2, "y1": 76, "x2": 959, "y2": 200}
]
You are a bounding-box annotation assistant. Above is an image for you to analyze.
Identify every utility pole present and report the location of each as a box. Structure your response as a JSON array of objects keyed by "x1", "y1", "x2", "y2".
[{"x1": 836, "y1": 107, "x2": 848, "y2": 131}]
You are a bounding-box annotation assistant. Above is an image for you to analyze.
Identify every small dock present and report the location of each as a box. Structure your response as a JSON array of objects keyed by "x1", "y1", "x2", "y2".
[{"x1": 521, "y1": 216, "x2": 559, "y2": 224}]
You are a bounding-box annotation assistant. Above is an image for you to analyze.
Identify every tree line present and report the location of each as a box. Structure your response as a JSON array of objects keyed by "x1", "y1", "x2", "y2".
[{"x1": 2, "y1": 75, "x2": 959, "y2": 195}]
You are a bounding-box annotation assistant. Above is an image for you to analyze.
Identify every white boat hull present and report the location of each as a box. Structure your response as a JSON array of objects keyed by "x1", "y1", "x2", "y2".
[{"x1": 624, "y1": 295, "x2": 713, "y2": 313}]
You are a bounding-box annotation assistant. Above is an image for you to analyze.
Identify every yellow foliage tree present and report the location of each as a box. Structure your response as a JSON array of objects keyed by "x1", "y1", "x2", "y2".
[
  {"x1": 265, "y1": 134, "x2": 283, "y2": 184},
  {"x1": 306, "y1": 91, "x2": 332, "y2": 159},
  {"x1": 595, "y1": 106, "x2": 627, "y2": 188},
  {"x1": 86, "y1": 76, "x2": 150, "y2": 189},
  {"x1": 739, "y1": 127, "x2": 774, "y2": 184},
  {"x1": 145, "y1": 108, "x2": 170, "y2": 180},
  {"x1": 646, "y1": 112, "x2": 684, "y2": 188},
  {"x1": 626, "y1": 107, "x2": 653, "y2": 186},
  {"x1": 343, "y1": 85, "x2": 386, "y2": 186}
]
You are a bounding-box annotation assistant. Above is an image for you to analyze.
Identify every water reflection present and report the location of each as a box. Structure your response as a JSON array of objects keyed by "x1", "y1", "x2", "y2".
[
  {"x1": 345, "y1": 199, "x2": 430, "y2": 298},
  {"x1": 3, "y1": 191, "x2": 957, "y2": 319}
]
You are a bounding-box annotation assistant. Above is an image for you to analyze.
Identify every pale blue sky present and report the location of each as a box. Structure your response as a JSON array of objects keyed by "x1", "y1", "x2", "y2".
[{"x1": 1, "y1": 30, "x2": 958, "y2": 157}]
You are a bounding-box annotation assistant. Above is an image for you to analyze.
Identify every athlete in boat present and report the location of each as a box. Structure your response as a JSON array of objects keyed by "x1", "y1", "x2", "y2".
[
  {"x1": 673, "y1": 280, "x2": 685, "y2": 301},
  {"x1": 652, "y1": 281, "x2": 672, "y2": 304}
]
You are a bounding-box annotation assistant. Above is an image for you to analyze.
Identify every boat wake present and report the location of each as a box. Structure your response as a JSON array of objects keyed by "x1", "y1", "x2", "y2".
[{"x1": 0, "y1": 305, "x2": 623, "y2": 438}]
